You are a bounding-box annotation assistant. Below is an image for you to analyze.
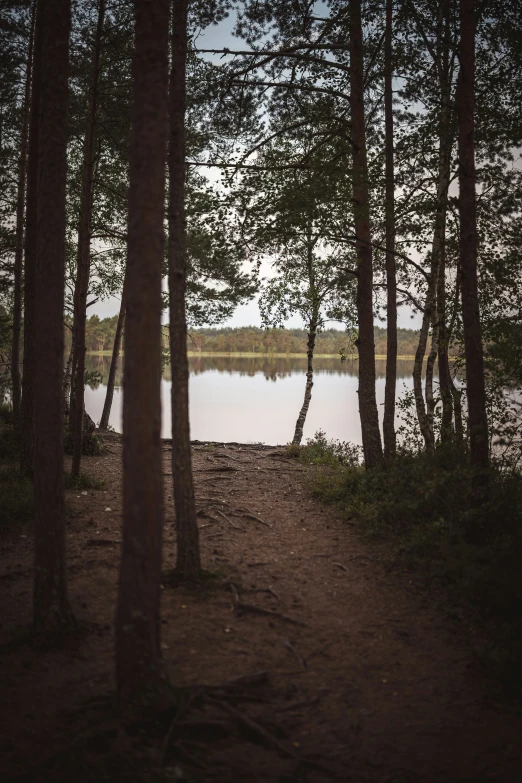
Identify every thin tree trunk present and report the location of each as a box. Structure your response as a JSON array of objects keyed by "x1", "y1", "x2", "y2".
[
  {"x1": 115, "y1": 0, "x2": 169, "y2": 706},
  {"x1": 32, "y1": 0, "x2": 74, "y2": 634},
  {"x1": 168, "y1": 0, "x2": 201, "y2": 581},
  {"x1": 20, "y1": 0, "x2": 42, "y2": 478},
  {"x1": 425, "y1": 281, "x2": 440, "y2": 437},
  {"x1": 292, "y1": 311, "x2": 318, "y2": 446},
  {"x1": 350, "y1": 0, "x2": 383, "y2": 470},
  {"x1": 71, "y1": 0, "x2": 106, "y2": 478},
  {"x1": 446, "y1": 265, "x2": 464, "y2": 442},
  {"x1": 413, "y1": 83, "x2": 452, "y2": 452},
  {"x1": 99, "y1": 294, "x2": 125, "y2": 430},
  {"x1": 437, "y1": 244, "x2": 453, "y2": 440},
  {"x1": 383, "y1": 0, "x2": 397, "y2": 460},
  {"x1": 458, "y1": 0, "x2": 489, "y2": 471},
  {"x1": 63, "y1": 330, "x2": 74, "y2": 418},
  {"x1": 11, "y1": 7, "x2": 35, "y2": 427}
]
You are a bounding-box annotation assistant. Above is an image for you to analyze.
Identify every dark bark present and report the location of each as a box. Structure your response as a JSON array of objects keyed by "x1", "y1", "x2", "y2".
[
  {"x1": 99, "y1": 297, "x2": 125, "y2": 430},
  {"x1": 168, "y1": 0, "x2": 202, "y2": 581},
  {"x1": 437, "y1": 245, "x2": 453, "y2": 440},
  {"x1": 11, "y1": 7, "x2": 35, "y2": 427},
  {"x1": 458, "y1": 0, "x2": 489, "y2": 470},
  {"x1": 71, "y1": 0, "x2": 106, "y2": 478},
  {"x1": 383, "y1": 0, "x2": 397, "y2": 460},
  {"x1": 32, "y1": 0, "x2": 74, "y2": 633},
  {"x1": 20, "y1": 0, "x2": 42, "y2": 478},
  {"x1": 349, "y1": 0, "x2": 383, "y2": 469},
  {"x1": 115, "y1": 0, "x2": 169, "y2": 706}
]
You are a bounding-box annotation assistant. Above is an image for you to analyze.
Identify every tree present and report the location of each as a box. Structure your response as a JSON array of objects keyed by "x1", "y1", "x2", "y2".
[
  {"x1": 168, "y1": 0, "x2": 202, "y2": 581},
  {"x1": 115, "y1": 0, "x2": 170, "y2": 705},
  {"x1": 99, "y1": 291, "x2": 125, "y2": 430},
  {"x1": 70, "y1": 0, "x2": 106, "y2": 478},
  {"x1": 11, "y1": 5, "x2": 35, "y2": 427},
  {"x1": 350, "y1": 0, "x2": 383, "y2": 469},
  {"x1": 32, "y1": 0, "x2": 75, "y2": 633},
  {"x1": 458, "y1": 0, "x2": 488, "y2": 470},
  {"x1": 20, "y1": 0, "x2": 42, "y2": 478},
  {"x1": 383, "y1": 0, "x2": 397, "y2": 459}
]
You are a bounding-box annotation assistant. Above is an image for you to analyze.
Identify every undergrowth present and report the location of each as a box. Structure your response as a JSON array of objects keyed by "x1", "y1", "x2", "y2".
[
  {"x1": 64, "y1": 428, "x2": 105, "y2": 456},
  {"x1": 65, "y1": 472, "x2": 106, "y2": 490},
  {"x1": 294, "y1": 432, "x2": 522, "y2": 694},
  {"x1": 0, "y1": 466, "x2": 34, "y2": 527}
]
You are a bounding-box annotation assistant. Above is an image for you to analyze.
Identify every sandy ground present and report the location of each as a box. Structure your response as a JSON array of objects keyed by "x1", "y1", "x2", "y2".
[{"x1": 1, "y1": 433, "x2": 522, "y2": 781}]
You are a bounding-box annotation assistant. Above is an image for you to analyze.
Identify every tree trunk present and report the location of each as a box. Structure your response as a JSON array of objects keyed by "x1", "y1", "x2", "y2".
[
  {"x1": 99, "y1": 296, "x2": 125, "y2": 430},
  {"x1": 349, "y1": 0, "x2": 383, "y2": 470},
  {"x1": 63, "y1": 332, "x2": 74, "y2": 418},
  {"x1": 20, "y1": 0, "x2": 42, "y2": 478},
  {"x1": 425, "y1": 282, "x2": 440, "y2": 438},
  {"x1": 115, "y1": 0, "x2": 169, "y2": 706},
  {"x1": 292, "y1": 312, "x2": 318, "y2": 446},
  {"x1": 437, "y1": 244, "x2": 453, "y2": 440},
  {"x1": 32, "y1": 0, "x2": 75, "y2": 634},
  {"x1": 70, "y1": 0, "x2": 106, "y2": 478},
  {"x1": 413, "y1": 77, "x2": 452, "y2": 452},
  {"x1": 383, "y1": 0, "x2": 397, "y2": 460},
  {"x1": 458, "y1": 0, "x2": 489, "y2": 471},
  {"x1": 168, "y1": 0, "x2": 202, "y2": 582},
  {"x1": 11, "y1": 7, "x2": 35, "y2": 428}
]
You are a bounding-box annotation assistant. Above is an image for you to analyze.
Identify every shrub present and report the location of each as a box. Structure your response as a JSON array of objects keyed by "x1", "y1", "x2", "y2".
[
  {"x1": 65, "y1": 472, "x2": 106, "y2": 490},
  {"x1": 301, "y1": 438, "x2": 522, "y2": 693},
  {"x1": 0, "y1": 466, "x2": 34, "y2": 527}
]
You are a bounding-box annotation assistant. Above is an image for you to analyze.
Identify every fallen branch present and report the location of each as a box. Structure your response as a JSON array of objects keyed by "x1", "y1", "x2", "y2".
[
  {"x1": 228, "y1": 584, "x2": 306, "y2": 627},
  {"x1": 214, "y1": 508, "x2": 242, "y2": 530},
  {"x1": 240, "y1": 512, "x2": 273, "y2": 528}
]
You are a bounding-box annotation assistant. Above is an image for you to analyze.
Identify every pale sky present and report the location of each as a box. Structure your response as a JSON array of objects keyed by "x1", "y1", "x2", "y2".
[{"x1": 90, "y1": 9, "x2": 423, "y2": 332}]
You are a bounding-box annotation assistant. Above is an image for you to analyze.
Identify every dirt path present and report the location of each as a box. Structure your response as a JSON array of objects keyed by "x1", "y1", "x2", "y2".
[{"x1": 1, "y1": 436, "x2": 522, "y2": 781}]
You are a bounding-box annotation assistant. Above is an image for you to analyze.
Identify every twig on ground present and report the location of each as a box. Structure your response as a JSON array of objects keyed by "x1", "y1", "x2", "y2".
[
  {"x1": 240, "y1": 512, "x2": 273, "y2": 528},
  {"x1": 205, "y1": 697, "x2": 297, "y2": 759},
  {"x1": 214, "y1": 508, "x2": 242, "y2": 530},
  {"x1": 282, "y1": 637, "x2": 307, "y2": 670},
  {"x1": 333, "y1": 562, "x2": 349, "y2": 572},
  {"x1": 199, "y1": 466, "x2": 239, "y2": 473},
  {"x1": 228, "y1": 583, "x2": 307, "y2": 627}
]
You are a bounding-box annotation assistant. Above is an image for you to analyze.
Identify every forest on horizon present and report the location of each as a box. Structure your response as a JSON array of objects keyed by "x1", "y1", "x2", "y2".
[{"x1": 77, "y1": 317, "x2": 434, "y2": 356}]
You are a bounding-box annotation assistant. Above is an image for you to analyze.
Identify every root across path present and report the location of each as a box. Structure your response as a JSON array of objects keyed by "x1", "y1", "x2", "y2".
[{"x1": 1, "y1": 435, "x2": 522, "y2": 781}]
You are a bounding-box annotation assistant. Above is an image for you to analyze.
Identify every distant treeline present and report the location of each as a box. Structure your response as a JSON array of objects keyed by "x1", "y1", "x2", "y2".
[{"x1": 79, "y1": 316, "x2": 446, "y2": 357}]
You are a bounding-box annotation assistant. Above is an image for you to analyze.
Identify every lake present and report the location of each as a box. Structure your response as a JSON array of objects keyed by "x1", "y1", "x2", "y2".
[{"x1": 85, "y1": 354, "x2": 429, "y2": 446}]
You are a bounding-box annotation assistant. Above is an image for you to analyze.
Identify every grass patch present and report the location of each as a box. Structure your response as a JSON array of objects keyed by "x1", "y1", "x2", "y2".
[
  {"x1": 296, "y1": 434, "x2": 522, "y2": 694},
  {"x1": 65, "y1": 472, "x2": 106, "y2": 491},
  {"x1": 0, "y1": 401, "x2": 13, "y2": 425},
  {"x1": 0, "y1": 465, "x2": 34, "y2": 527},
  {"x1": 0, "y1": 424, "x2": 20, "y2": 462}
]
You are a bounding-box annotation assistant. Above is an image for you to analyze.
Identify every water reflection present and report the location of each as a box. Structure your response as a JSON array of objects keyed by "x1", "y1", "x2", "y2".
[
  {"x1": 84, "y1": 354, "x2": 430, "y2": 445},
  {"x1": 85, "y1": 354, "x2": 418, "y2": 386}
]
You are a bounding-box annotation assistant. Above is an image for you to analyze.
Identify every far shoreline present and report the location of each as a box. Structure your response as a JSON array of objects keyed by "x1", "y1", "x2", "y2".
[{"x1": 87, "y1": 350, "x2": 426, "y2": 360}]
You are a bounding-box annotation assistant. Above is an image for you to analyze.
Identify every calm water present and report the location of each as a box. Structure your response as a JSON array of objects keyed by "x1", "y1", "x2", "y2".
[{"x1": 85, "y1": 354, "x2": 430, "y2": 445}]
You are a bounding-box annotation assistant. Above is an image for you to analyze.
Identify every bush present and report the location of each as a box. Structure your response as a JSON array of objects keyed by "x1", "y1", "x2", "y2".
[
  {"x1": 299, "y1": 436, "x2": 522, "y2": 693},
  {"x1": 0, "y1": 466, "x2": 34, "y2": 527},
  {"x1": 0, "y1": 424, "x2": 20, "y2": 462},
  {"x1": 0, "y1": 401, "x2": 13, "y2": 425},
  {"x1": 65, "y1": 471, "x2": 106, "y2": 490},
  {"x1": 64, "y1": 428, "x2": 105, "y2": 456},
  {"x1": 289, "y1": 429, "x2": 363, "y2": 467}
]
